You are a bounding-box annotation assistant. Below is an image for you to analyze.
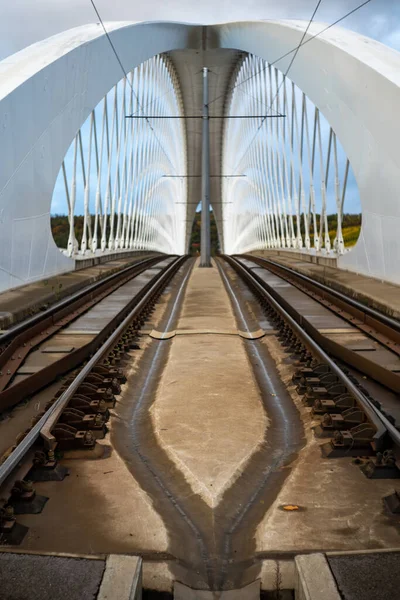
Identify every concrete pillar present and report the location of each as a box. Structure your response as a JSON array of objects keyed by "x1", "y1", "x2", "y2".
[{"x1": 200, "y1": 67, "x2": 211, "y2": 267}]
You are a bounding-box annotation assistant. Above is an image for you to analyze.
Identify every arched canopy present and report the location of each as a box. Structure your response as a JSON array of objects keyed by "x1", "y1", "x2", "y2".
[{"x1": 1, "y1": 19, "x2": 400, "y2": 290}]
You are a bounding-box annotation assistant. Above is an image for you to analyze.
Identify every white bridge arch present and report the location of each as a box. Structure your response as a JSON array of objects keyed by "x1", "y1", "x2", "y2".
[{"x1": 1, "y1": 20, "x2": 400, "y2": 291}]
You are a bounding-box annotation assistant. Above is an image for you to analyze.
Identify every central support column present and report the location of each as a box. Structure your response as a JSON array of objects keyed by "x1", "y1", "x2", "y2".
[{"x1": 200, "y1": 67, "x2": 211, "y2": 267}]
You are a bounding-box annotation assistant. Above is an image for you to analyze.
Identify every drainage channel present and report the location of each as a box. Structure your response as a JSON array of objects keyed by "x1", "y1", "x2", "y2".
[{"x1": 113, "y1": 257, "x2": 304, "y2": 592}]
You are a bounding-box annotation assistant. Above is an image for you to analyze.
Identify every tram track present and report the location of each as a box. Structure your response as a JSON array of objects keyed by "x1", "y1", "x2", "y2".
[
  {"x1": 243, "y1": 254, "x2": 400, "y2": 393},
  {"x1": 111, "y1": 256, "x2": 304, "y2": 591},
  {"x1": 0, "y1": 255, "x2": 165, "y2": 412},
  {"x1": 1, "y1": 252, "x2": 398, "y2": 588},
  {"x1": 225, "y1": 255, "x2": 400, "y2": 473},
  {"x1": 0, "y1": 255, "x2": 185, "y2": 542}
]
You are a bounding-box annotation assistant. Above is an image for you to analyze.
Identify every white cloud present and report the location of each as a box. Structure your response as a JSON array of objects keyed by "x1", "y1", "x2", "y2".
[{"x1": 1, "y1": 0, "x2": 400, "y2": 60}]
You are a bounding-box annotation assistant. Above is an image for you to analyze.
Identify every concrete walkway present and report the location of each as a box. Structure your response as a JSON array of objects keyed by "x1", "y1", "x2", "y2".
[{"x1": 151, "y1": 259, "x2": 267, "y2": 507}]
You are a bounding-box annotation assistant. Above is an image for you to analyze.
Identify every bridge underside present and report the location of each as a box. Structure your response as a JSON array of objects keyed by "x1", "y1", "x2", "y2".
[{"x1": 168, "y1": 47, "x2": 243, "y2": 253}]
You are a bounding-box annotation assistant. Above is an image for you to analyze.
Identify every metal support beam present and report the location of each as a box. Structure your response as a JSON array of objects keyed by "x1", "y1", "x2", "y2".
[{"x1": 200, "y1": 67, "x2": 211, "y2": 267}]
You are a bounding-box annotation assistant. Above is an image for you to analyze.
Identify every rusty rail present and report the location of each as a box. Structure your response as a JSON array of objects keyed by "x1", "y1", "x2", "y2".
[
  {"x1": 0, "y1": 255, "x2": 185, "y2": 487},
  {"x1": 239, "y1": 255, "x2": 400, "y2": 394},
  {"x1": 0, "y1": 255, "x2": 163, "y2": 349},
  {"x1": 225, "y1": 255, "x2": 400, "y2": 450},
  {"x1": 0, "y1": 255, "x2": 166, "y2": 411},
  {"x1": 243, "y1": 254, "x2": 400, "y2": 347}
]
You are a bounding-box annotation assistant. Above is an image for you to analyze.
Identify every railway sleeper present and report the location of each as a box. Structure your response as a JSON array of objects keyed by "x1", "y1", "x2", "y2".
[
  {"x1": 383, "y1": 490, "x2": 400, "y2": 513},
  {"x1": 284, "y1": 340, "x2": 302, "y2": 354},
  {"x1": 292, "y1": 366, "x2": 322, "y2": 384},
  {"x1": 55, "y1": 382, "x2": 115, "y2": 403},
  {"x1": 302, "y1": 383, "x2": 348, "y2": 405},
  {"x1": 110, "y1": 350, "x2": 132, "y2": 365},
  {"x1": 85, "y1": 373, "x2": 121, "y2": 394},
  {"x1": 312, "y1": 393, "x2": 356, "y2": 415},
  {"x1": 298, "y1": 350, "x2": 313, "y2": 364},
  {"x1": 76, "y1": 382, "x2": 115, "y2": 403},
  {"x1": 0, "y1": 505, "x2": 29, "y2": 544},
  {"x1": 44, "y1": 394, "x2": 113, "y2": 421},
  {"x1": 230, "y1": 258, "x2": 396, "y2": 464},
  {"x1": 69, "y1": 395, "x2": 110, "y2": 418},
  {"x1": 296, "y1": 373, "x2": 339, "y2": 394},
  {"x1": 64, "y1": 371, "x2": 121, "y2": 395},
  {"x1": 360, "y1": 450, "x2": 400, "y2": 479},
  {"x1": 289, "y1": 341, "x2": 304, "y2": 355},
  {"x1": 94, "y1": 364, "x2": 127, "y2": 383},
  {"x1": 59, "y1": 408, "x2": 107, "y2": 438},
  {"x1": 1, "y1": 433, "x2": 85, "y2": 544},
  {"x1": 315, "y1": 407, "x2": 366, "y2": 437},
  {"x1": 8, "y1": 479, "x2": 48, "y2": 515},
  {"x1": 105, "y1": 352, "x2": 122, "y2": 365},
  {"x1": 27, "y1": 449, "x2": 69, "y2": 482},
  {"x1": 108, "y1": 343, "x2": 137, "y2": 363},
  {"x1": 122, "y1": 339, "x2": 141, "y2": 351},
  {"x1": 116, "y1": 341, "x2": 133, "y2": 353},
  {"x1": 321, "y1": 423, "x2": 377, "y2": 458},
  {"x1": 52, "y1": 423, "x2": 96, "y2": 450}
]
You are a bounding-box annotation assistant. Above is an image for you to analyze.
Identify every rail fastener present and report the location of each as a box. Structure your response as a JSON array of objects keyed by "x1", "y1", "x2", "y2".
[
  {"x1": 0, "y1": 256, "x2": 186, "y2": 543},
  {"x1": 224, "y1": 255, "x2": 400, "y2": 466}
]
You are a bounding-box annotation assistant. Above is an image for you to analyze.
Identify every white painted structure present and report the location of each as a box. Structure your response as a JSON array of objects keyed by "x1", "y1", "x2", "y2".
[
  {"x1": 222, "y1": 53, "x2": 352, "y2": 255},
  {"x1": 1, "y1": 20, "x2": 400, "y2": 291},
  {"x1": 59, "y1": 54, "x2": 187, "y2": 257}
]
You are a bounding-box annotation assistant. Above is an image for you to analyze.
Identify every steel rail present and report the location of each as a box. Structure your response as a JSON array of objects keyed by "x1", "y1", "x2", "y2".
[
  {"x1": 225, "y1": 255, "x2": 400, "y2": 449},
  {"x1": 243, "y1": 254, "x2": 400, "y2": 336},
  {"x1": 0, "y1": 256, "x2": 185, "y2": 487},
  {"x1": 0, "y1": 254, "x2": 164, "y2": 346}
]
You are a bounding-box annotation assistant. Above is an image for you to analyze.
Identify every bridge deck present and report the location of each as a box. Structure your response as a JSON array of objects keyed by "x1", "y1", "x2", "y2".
[
  {"x1": 151, "y1": 258, "x2": 266, "y2": 509},
  {"x1": 10, "y1": 257, "x2": 400, "y2": 593}
]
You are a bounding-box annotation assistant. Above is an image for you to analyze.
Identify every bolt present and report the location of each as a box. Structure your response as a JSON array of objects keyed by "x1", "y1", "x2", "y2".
[{"x1": 4, "y1": 505, "x2": 15, "y2": 521}]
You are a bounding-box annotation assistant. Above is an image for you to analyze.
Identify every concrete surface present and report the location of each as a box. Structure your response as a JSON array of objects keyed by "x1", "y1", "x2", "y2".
[
  {"x1": 0, "y1": 552, "x2": 105, "y2": 600},
  {"x1": 142, "y1": 561, "x2": 175, "y2": 593},
  {"x1": 16, "y1": 438, "x2": 169, "y2": 555},
  {"x1": 259, "y1": 560, "x2": 295, "y2": 592},
  {"x1": 7, "y1": 254, "x2": 400, "y2": 595},
  {"x1": 108, "y1": 257, "x2": 302, "y2": 590},
  {"x1": 255, "y1": 334, "x2": 400, "y2": 553},
  {"x1": 251, "y1": 250, "x2": 400, "y2": 320},
  {"x1": 174, "y1": 580, "x2": 260, "y2": 599},
  {"x1": 151, "y1": 259, "x2": 267, "y2": 507},
  {"x1": 0, "y1": 253, "x2": 156, "y2": 329},
  {"x1": 327, "y1": 550, "x2": 400, "y2": 600},
  {"x1": 9, "y1": 264, "x2": 182, "y2": 565},
  {"x1": 98, "y1": 554, "x2": 142, "y2": 600},
  {"x1": 295, "y1": 553, "x2": 340, "y2": 600}
]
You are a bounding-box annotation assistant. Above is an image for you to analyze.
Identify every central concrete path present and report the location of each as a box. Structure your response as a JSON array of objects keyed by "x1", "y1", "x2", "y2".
[{"x1": 151, "y1": 259, "x2": 267, "y2": 507}]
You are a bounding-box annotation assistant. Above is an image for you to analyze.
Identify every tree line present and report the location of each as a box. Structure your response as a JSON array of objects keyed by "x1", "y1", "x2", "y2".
[{"x1": 51, "y1": 211, "x2": 361, "y2": 252}]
